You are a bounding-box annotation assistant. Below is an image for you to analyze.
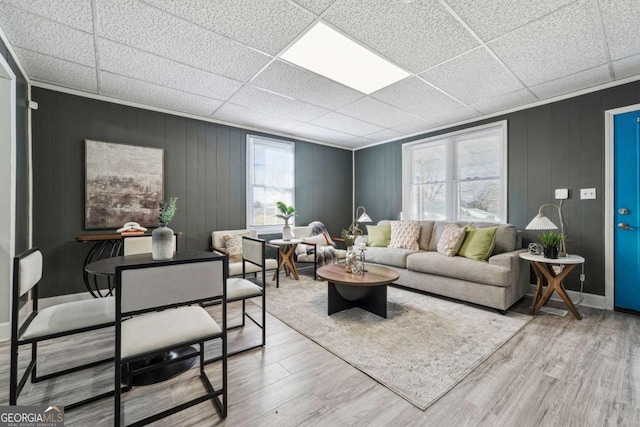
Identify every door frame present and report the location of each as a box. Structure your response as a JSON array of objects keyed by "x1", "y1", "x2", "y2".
[
  {"x1": 604, "y1": 103, "x2": 640, "y2": 310},
  {"x1": 0, "y1": 52, "x2": 16, "y2": 340}
]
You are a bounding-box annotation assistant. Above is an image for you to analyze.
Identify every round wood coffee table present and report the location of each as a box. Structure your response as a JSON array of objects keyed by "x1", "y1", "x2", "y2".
[{"x1": 317, "y1": 264, "x2": 399, "y2": 318}]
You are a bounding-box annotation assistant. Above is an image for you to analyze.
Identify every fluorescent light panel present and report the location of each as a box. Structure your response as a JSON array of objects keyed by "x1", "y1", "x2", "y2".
[{"x1": 281, "y1": 22, "x2": 410, "y2": 94}]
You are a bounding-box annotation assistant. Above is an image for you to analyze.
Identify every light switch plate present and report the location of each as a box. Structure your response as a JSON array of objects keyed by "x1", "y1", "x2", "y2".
[
  {"x1": 555, "y1": 188, "x2": 569, "y2": 199},
  {"x1": 580, "y1": 188, "x2": 596, "y2": 199}
]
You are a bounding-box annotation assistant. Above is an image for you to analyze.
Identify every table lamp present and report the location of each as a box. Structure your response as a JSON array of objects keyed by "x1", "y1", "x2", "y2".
[{"x1": 525, "y1": 202, "x2": 567, "y2": 257}]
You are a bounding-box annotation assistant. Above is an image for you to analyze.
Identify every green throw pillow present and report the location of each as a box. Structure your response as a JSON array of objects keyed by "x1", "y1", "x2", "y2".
[
  {"x1": 458, "y1": 225, "x2": 498, "y2": 261},
  {"x1": 366, "y1": 224, "x2": 391, "y2": 247}
]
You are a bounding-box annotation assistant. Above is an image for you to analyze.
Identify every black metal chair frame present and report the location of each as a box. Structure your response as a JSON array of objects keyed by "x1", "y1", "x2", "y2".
[
  {"x1": 114, "y1": 256, "x2": 228, "y2": 426},
  {"x1": 10, "y1": 248, "x2": 116, "y2": 411}
]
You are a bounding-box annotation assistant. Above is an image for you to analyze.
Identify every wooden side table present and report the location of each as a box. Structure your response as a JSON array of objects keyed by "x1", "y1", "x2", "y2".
[
  {"x1": 269, "y1": 238, "x2": 303, "y2": 280},
  {"x1": 519, "y1": 253, "x2": 585, "y2": 320}
]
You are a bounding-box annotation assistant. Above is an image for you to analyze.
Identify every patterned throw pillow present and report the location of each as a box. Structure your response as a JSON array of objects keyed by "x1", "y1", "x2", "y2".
[
  {"x1": 388, "y1": 220, "x2": 420, "y2": 250},
  {"x1": 223, "y1": 232, "x2": 251, "y2": 263},
  {"x1": 437, "y1": 223, "x2": 466, "y2": 257}
]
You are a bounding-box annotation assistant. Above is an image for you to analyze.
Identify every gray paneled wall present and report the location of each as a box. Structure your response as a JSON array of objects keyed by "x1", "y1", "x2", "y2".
[
  {"x1": 0, "y1": 37, "x2": 29, "y2": 254},
  {"x1": 31, "y1": 87, "x2": 352, "y2": 297},
  {"x1": 355, "y1": 80, "x2": 640, "y2": 296}
]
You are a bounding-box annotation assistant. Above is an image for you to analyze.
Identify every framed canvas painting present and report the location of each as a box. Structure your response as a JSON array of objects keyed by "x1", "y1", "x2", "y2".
[{"x1": 85, "y1": 140, "x2": 164, "y2": 229}]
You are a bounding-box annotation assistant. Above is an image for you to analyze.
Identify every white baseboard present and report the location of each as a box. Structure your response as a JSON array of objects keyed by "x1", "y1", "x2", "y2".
[{"x1": 527, "y1": 284, "x2": 606, "y2": 310}]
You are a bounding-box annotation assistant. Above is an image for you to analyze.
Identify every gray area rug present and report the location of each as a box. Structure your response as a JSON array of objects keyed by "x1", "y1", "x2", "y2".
[{"x1": 259, "y1": 277, "x2": 531, "y2": 410}]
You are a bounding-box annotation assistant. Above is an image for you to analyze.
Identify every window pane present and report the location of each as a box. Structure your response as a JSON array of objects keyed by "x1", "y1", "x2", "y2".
[
  {"x1": 457, "y1": 137, "x2": 500, "y2": 180},
  {"x1": 411, "y1": 183, "x2": 447, "y2": 220},
  {"x1": 248, "y1": 137, "x2": 294, "y2": 228},
  {"x1": 412, "y1": 144, "x2": 446, "y2": 184},
  {"x1": 458, "y1": 179, "x2": 501, "y2": 222}
]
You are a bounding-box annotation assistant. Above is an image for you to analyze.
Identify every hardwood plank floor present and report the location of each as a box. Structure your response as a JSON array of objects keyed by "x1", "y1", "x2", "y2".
[{"x1": 2, "y1": 274, "x2": 639, "y2": 426}]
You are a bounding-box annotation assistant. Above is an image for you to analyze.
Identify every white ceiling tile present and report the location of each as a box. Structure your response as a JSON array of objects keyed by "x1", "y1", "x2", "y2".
[
  {"x1": 288, "y1": 122, "x2": 356, "y2": 143},
  {"x1": 364, "y1": 128, "x2": 403, "y2": 142},
  {"x1": 489, "y1": 0, "x2": 607, "y2": 86},
  {"x1": 96, "y1": 0, "x2": 271, "y2": 82},
  {"x1": 612, "y1": 53, "x2": 640, "y2": 80},
  {"x1": 420, "y1": 48, "x2": 524, "y2": 105},
  {"x1": 101, "y1": 72, "x2": 223, "y2": 117},
  {"x1": 98, "y1": 39, "x2": 242, "y2": 101},
  {"x1": 0, "y1": 3, "x2": 95, "y2": 66},
  {"x1": 228, "y1": 85, "x2": 330, "y2": 122},
  {"x1": 310, "y1": 112, "x2": 383, "y2": 136},
  {"x1": 341, "y1": 136, "x2": 376, "y2": 148},
  {"x1": 371, "y1": 77, "x2": 464, "y2": 120},
  {"x1": 599, "y1": 0, "x2": 640, "y2": 60},
  {"x1": 470, "y1": 89, "x2": 537, "y2": 115},
  {"x1": 251, "y1": 60, "x2": 364, "y2": 109},
  {"x1": 292, "y1": 0, "x2": 336, "y2": 15},
  {"x1": 446, "y1": 0, "x2": 574, "y2": 41},
  {"x1": 15, "y1": 48, "x2": 97, "y2": 93},
  {"x1": 1, "y1": 0, "x2": 94, "y2": 32},
  {"x1": 429, "y1": 106, "x2": 480, "y2": 126},
  {"x1": 323, "y1": 0, "x2": 479, "y2": 72},
  {"x1": 391, "y1": 119, "x2": 436, "y2": 135},
  {"x1": 212, "y1": 103, "x2": 301, "y2": 133},
  {"x1": 140, "y1": 0, "x2": 315, "y2": 55},
  {"x1": 338, "y1": 97, "x2": 418, "y2": 128},
  {"x1": 530, "y1": 65, "x2": 612, "y2": 99}
]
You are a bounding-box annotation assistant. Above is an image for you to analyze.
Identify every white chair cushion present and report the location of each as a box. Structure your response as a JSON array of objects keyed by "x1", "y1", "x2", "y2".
[
  {"x1": 21, "y1": 297, "x2": 115, "y2": 340},
  {"x1": 228, "y1": 258, "x2": 277, "y2": 277},
  {"x1": 121, "y1": 306, "x2": 220, "y2": 359},
  {"x1": 227, "y1": 278, "x2": 262, "y2": 301}
]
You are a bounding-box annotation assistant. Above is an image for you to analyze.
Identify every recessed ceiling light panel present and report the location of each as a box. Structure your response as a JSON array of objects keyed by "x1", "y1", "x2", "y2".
[{"x1": 281, "y1": 22, "x2": 410, "y2": 94}]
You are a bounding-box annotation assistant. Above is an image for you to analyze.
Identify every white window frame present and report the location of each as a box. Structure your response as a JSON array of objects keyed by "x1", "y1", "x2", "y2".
[
  {"x1": 402, "y1": 121, "x2": 508, "y2": 223},
  {"x1": 246, "y1": 135, "x2": 295, "y2": 233}
]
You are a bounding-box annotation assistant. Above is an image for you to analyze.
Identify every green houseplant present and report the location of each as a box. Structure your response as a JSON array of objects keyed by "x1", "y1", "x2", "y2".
[
  {"x1": 540, "y1": 231, "x2": 562, "y2": 259},
  {"x1": 153, "y1": 197, "x2": 177, "y2": 260},
  {"x1": 275, "y1": 201, "x2": 296, "y2": 240}
]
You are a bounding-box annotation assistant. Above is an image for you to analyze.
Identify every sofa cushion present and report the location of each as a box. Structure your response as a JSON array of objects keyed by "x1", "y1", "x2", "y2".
[
  {"x1": 418, "y1": 221, "x2": 435, "y2": 250},
  {"x1": 406, "y1": 251, "x2": 510, "y2": 287},
  {"x1": 427, "y1": 221, "x2": 518, "y2": 255},
  {"x1": 428, "y1": 221, "x2": 452, "y2": 251},
  {"x1": 364, "y1": 247, "x2": 420, "y2": 269},
  {"x1": 366, "y1": 224, "x2": 391, "y2": 247},
  {"x1": 389, "y1": 220, "x2": 420, "y2": 250},
  {"x1": 458, "y1": 225, "x2": 497, "y2": 261},
  {"x1": 437, "y1": 223, "x2": 466, "y2": 257}
]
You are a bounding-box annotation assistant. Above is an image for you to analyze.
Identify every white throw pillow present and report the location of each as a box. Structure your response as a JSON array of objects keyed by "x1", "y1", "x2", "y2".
[
  {"x1": 223, "y1": 232, "x2": 251, "y2": 262},
  {"x1": 436, "y1": 223, "x2": 466, "y2": 257},
  {"x1": 388, "y1": 220, "x2": 420, "y2": 250}
]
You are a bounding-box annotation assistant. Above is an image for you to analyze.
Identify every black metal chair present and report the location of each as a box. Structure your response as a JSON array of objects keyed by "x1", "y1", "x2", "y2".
[
  {"x1": 205, "y1": 237, "x2": 274, "y2": 364},
  {"x1": 10, "y1": 248, "x2": 115, "y2": 410},
  {"x1": 114, "y1": 255, "x2": 227, "y2": 426}
]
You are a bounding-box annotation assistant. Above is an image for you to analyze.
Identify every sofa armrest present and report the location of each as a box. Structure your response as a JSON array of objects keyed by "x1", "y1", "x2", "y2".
[
  {"x1": 488, "y1": 249, "x2": 526, "y2": 269},
  {"x1": 489, "y1": 249, "x2": 529, "y2": 302}
]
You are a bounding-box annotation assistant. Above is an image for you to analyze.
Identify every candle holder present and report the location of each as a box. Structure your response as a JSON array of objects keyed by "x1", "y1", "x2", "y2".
[{"x1": 351, "y1": 253, "x2": 365, "y2": 275}]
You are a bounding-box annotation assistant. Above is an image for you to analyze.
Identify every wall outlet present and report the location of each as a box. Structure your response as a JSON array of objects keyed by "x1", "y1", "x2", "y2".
[
  {"x1": 555, "y1": 188, "x2": 569, "y2": 200},
  {"x1": 580, "y1": 188, "x2": 596, "y2": 200}
]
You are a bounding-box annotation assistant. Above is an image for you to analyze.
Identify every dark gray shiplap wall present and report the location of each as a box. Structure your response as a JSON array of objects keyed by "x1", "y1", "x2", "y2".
[
  {"x1": 31, "y1": 87, "x2": 352, "y2": 297},
  {"x1": 0, "y1": 37, "x2": 29, "y2": 254},
  {"x1": 355, "y1": 80, "x2": 640, "y2": 296}
]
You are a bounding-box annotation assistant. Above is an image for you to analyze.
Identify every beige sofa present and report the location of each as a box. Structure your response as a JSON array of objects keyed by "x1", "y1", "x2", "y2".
[{"x1": 358, "y1": 220, "x2": 528, "y2": 312}]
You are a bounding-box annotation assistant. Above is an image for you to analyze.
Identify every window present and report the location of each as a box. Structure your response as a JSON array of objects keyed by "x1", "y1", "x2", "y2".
[
  {"x1": 247, "y1": 135, "x2": 295, "y2": 232},
  {"x1": 402, "y1": 121, "x2": 507, "y2": 223}
]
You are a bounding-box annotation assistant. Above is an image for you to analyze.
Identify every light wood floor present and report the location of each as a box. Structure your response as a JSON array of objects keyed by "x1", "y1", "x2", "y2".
[{"x1": 2, "y1": 273, "x2": 639, "y2": 426}]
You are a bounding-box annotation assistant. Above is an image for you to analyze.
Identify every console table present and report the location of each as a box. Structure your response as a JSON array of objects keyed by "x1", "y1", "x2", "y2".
[{"x1": 76, "y1": 231, "x2": 182, "y2": 297}]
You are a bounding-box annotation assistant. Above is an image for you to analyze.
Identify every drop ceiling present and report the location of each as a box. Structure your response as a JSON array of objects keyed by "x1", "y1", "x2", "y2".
[{"x1": 1, "y1": 0, "x2": 639, "y2": 150}]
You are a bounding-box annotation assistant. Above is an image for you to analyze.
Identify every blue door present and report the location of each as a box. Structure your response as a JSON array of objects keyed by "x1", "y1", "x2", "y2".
[{"x1": 614, "y1": 110, "x2": 640, "y2": 312}]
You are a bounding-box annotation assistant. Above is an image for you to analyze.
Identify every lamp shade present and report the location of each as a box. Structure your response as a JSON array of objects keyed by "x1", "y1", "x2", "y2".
[
  {"x1": 357, "y1": 212, "x2": 372, "y2": 223},
  {"x1": 525, "y1": 214, "x2": 558, "y2": 230}
]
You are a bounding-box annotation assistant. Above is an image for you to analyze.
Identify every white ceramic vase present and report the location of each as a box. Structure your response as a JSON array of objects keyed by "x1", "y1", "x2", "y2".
[
  {"x1": 282, "y1": 224, "x2": 293, "y2": 241},
  {"x1": 152, "y1": 223, "x2": 174, "y2": 260}
]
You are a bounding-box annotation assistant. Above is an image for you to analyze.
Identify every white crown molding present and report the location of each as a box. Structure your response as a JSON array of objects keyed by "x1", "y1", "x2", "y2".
[
  {"x1": 0, "y1": 25, "x2": 30, "y2": 85},
  {"x1": 30, "y1": 80, "x2": 353, "y2": 151},
  {"x1": 355, "y1": 73, "x2": 640, "y2": 151}
]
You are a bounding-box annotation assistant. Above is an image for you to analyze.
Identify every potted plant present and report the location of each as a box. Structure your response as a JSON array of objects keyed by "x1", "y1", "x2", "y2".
[
  {"x1": 152, "y1": 197, "x2": 177, "y2": 260},
  {"x1": 275, "y1": 201, "x2": 296, "y2": 241},
  {"x1": 540, "y1": 231, "x2": 562, "y2": 259}
]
